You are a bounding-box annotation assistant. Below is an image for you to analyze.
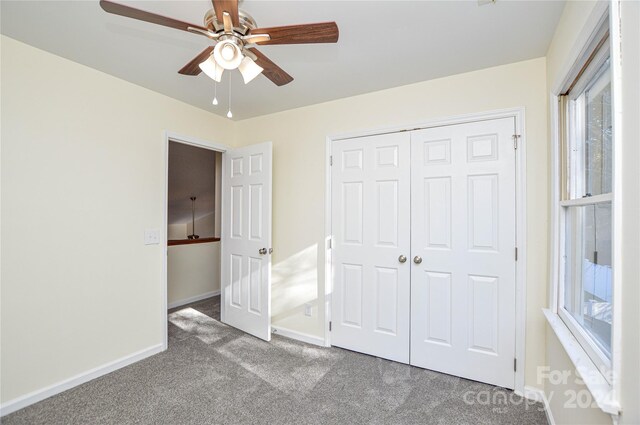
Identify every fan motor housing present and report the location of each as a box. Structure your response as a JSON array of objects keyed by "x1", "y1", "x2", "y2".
[{"x1": 204, "y1": 9, "x2": 257, "y2": 34}]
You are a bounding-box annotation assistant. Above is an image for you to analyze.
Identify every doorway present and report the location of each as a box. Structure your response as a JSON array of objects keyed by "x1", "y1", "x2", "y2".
[
  {"x1": 166, "y1": 140, "x2": 222, "y2": 309},
  {"x1": 162, "y1": 133, "x2": 274, "y2": 349},
  {"x1": 160, "y1": 131, "x2": 228, "y2": 350},
  {"x1": 327, "y1": 110, "x2": 527, "y2": 392}
]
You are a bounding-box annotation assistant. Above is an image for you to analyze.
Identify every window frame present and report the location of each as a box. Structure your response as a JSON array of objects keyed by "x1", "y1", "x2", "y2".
[
  {"x1": 546, "y1": 2, "x2": 622, "y2": 415},
  {"x1": 557, "y1": 35, "x2": 614, "y2": 380},
  {"x1": 558, "y1": 209, "x2": 615, "y2": 381}
]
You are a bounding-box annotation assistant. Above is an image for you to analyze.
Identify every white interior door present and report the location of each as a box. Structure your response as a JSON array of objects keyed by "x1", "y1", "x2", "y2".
[
  {"x1": 409, "y1": 118, "x2": 517, "y2": 388},
  {"x1": 331, "y1": 132, "x2": 411, "y2": 363},
  {"x1": 221, "y1": 142, "x2": 272, "y2": 341}
]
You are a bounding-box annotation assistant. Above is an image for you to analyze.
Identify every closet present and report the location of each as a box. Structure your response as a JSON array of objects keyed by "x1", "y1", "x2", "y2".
[{"x1": 330, "y1": 117, "x2": 517, "y2": 389}]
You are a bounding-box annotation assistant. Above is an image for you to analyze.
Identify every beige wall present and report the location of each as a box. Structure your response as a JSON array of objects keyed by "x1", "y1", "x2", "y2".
[
  {"x1": 234, "y1": 57, "x2": 549, "y2": 389},
  {"x1": 167, "y1": 242, "x2": 221, "y2": 305},
  {"x1": 545, "y1": 329, "x2": 611, "y2": 424},
  {"x1": 543, "y1": 1, "x2": 640, "y2": 424},
  {"x1": 168, "y1": 223, "x2": 187, "y2": 240},
  {"x1": 0, "y1": 36, "x2": 234, "y2": 403},
  {"x1": 546, "y1": 1, "x2": 600, "y2": 92}
]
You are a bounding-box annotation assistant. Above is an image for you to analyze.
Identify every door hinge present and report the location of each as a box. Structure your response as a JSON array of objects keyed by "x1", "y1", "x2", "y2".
[
  {"x1": 329, "y1": 155, "x2": 333, "y2": 166},
  {"x1": 515, "y1": 247, "x2": 518, "y2": 261},
  {"x1": 512, "y1": 134, "x2": 521, "y2": 150},
  {"x1": 514, "y1": 358, "x2": 517, "y2": 372},
  {"x1": 329, "y1": 321, "x2": 332, "y2": 331},
  {"x1": 328, "y1": 237, "x2": 332, "y2": 249}
]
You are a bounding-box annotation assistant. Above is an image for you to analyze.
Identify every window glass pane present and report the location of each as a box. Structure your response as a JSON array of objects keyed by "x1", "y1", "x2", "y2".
[
  {"x1": 583, "y1": 60, "x2": 612, "y2": 196},
  {"x1": 563, "y1": 202, "x2": 612, "y2": 357}
]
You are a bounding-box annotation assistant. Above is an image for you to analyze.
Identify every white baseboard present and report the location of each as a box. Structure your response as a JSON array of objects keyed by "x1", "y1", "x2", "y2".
[
  {"x1": 167, "y1": 290, "x2": 220, "y2": 309},
  {"x1": 521, "y1": 386, "x2": 555, "y2": 425},
  {"x1": 272, "y1": 326, "x2": 325, "y2": 347},
  {"x1": 0, "y1": 344, "x2": 164, "y2": 417}
]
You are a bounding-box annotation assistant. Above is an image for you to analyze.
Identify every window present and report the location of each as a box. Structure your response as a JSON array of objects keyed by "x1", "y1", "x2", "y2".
[{"x1": 559, "y1": 31, "x2": 613, "y2": 374}]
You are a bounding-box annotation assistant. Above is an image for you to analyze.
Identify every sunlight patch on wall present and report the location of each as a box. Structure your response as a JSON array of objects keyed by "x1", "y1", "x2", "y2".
[{"x1": 271, "y1": 244, "x2": 319, "y2": 325}]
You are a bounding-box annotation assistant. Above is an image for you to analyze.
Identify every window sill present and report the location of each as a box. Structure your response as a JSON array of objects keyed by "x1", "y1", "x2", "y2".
[{"x1": 543, "y1": 309, "x2": 620, "y2": 416}]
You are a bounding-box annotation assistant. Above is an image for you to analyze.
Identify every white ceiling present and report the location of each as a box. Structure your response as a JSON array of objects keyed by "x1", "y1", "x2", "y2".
[{"x1": 1, "y1": 1, "x2": 565, "y2": 120}]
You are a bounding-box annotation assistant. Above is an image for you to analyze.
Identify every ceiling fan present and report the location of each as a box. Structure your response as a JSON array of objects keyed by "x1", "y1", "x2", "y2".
[{"x1": 99, "y1": 0, "x2": 339, "y2": 86}]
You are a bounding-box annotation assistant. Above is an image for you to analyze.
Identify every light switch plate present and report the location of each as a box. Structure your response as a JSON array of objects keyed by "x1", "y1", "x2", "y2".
[{"x1": 144, "y1": 229, "x2": 160, "y2": 245}]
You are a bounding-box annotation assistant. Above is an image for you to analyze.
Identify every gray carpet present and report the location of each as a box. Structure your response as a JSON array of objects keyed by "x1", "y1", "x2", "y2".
[{"x1": 3, "y1": 296, "x2": 547, "y2": 424}]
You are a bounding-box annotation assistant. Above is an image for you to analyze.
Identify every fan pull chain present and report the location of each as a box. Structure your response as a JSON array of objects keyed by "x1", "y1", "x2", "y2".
[
  {"x1": 212, "y1": 82, "x2": 218, "y2": 106},
  {"x1": 227, "y1": 73, "x2": 233, "y2": 119}
]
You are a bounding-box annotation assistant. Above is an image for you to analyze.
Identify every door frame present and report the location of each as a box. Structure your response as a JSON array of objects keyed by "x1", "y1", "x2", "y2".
[
  {"x1": 162, "y1": 130, "x2": 230, "y2": 351},
  {"x1": 324, "y1": 107, "x2": 527, "y2": 394}
]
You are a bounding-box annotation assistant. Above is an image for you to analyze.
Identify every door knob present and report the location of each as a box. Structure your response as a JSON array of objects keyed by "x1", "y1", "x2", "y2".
[
  {"x1": 259, "y1": 248, "x2": 267, "y2": 255},
  {"x1": 398, "y1": 255, "x2": 407, "y2": 263},
  {"x1": 413, "y1": 256, "x2": 422, "y2": 264},
  {"x1": 268, "y1": 248, "x2": 273, "y2": 254}
]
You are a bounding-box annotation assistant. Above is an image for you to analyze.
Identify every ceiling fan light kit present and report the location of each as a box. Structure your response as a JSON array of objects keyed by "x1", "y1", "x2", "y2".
[
  {"x1": 212, "y1": 36, "x2": 243, "y2": 70},
  {"x1": 238, "y1": 56, "x2": 263, "y2": 84},
  {"x1": 100, "y1": 0, "x2": 339, "y2": 115},
  {"x1": 212, "y1": 82, "x2": 219, "y2": 105},
  {"x1": 199, "y1": 55, "x2": 224, "y2": 82},
  {"x1": 227, "y1": 73, "x2": 233, "y2": 118}
]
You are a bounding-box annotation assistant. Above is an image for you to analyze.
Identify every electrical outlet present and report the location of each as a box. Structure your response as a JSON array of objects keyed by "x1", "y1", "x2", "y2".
[
  {"x1": 304, "y1": 303, "x2": 313, "y2": 317},
  {"x1": 144, "y1": 229, "x2": 160, "y2": 245}
]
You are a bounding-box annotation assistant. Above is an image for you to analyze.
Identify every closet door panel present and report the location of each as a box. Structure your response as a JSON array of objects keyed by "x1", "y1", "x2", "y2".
[
  {"x1": 410, "y1": 118, "x2": 517, "y2": 389},
  {"x1": 331, "y1": 132, "x2": 411, "y2": 363}
]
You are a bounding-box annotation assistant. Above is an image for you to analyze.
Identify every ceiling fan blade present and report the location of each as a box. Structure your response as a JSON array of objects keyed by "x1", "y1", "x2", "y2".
[
  {"x1": 247, "y1": 48, "x2": 293, "y2": 86},
  {"x1": 212, "y1": 0, "x2": 239, "y2": 28},
  {"x1": 100, "y1": 0, "x2": 209, "y2": 33},
  {"x1": 251, "y1": 22, "x2": 339, "y2": 45},
  {"x1": 178, "y1": 47, "x2": 215, "y2": 76}
]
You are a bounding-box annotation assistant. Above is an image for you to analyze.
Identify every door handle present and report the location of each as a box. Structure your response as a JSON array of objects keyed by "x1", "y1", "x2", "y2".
[
  {"x1": 413, "y1": 256, "x2": 422, "y2": 264},
  {"x1": 259, "y1": 248, "x2": 267, "y2": 255},
  {"x1": 398, "y1": 255, "x2": 407, "y2": 263}
]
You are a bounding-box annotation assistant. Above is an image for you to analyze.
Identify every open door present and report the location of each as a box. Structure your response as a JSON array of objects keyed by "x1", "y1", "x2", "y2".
[{"x1": 221, "y1": 142, "x2": 272, "y2": 341}]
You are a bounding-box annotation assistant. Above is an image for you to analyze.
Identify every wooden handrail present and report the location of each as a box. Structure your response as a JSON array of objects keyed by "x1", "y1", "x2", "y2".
[{"x1": 168, "y1": 237, "x2": 220, "y2": 246}]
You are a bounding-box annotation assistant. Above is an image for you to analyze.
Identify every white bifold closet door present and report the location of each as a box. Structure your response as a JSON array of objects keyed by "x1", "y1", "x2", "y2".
[
  {"x1": 330, "y1": 132, "x2": 411, "y2": 363},
  {"x1": 331, "y1": 117, "x2": 517, "y2": 389},
  {"x1": 410, "y1": 117, "x2": 516, "y2": 389}
]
